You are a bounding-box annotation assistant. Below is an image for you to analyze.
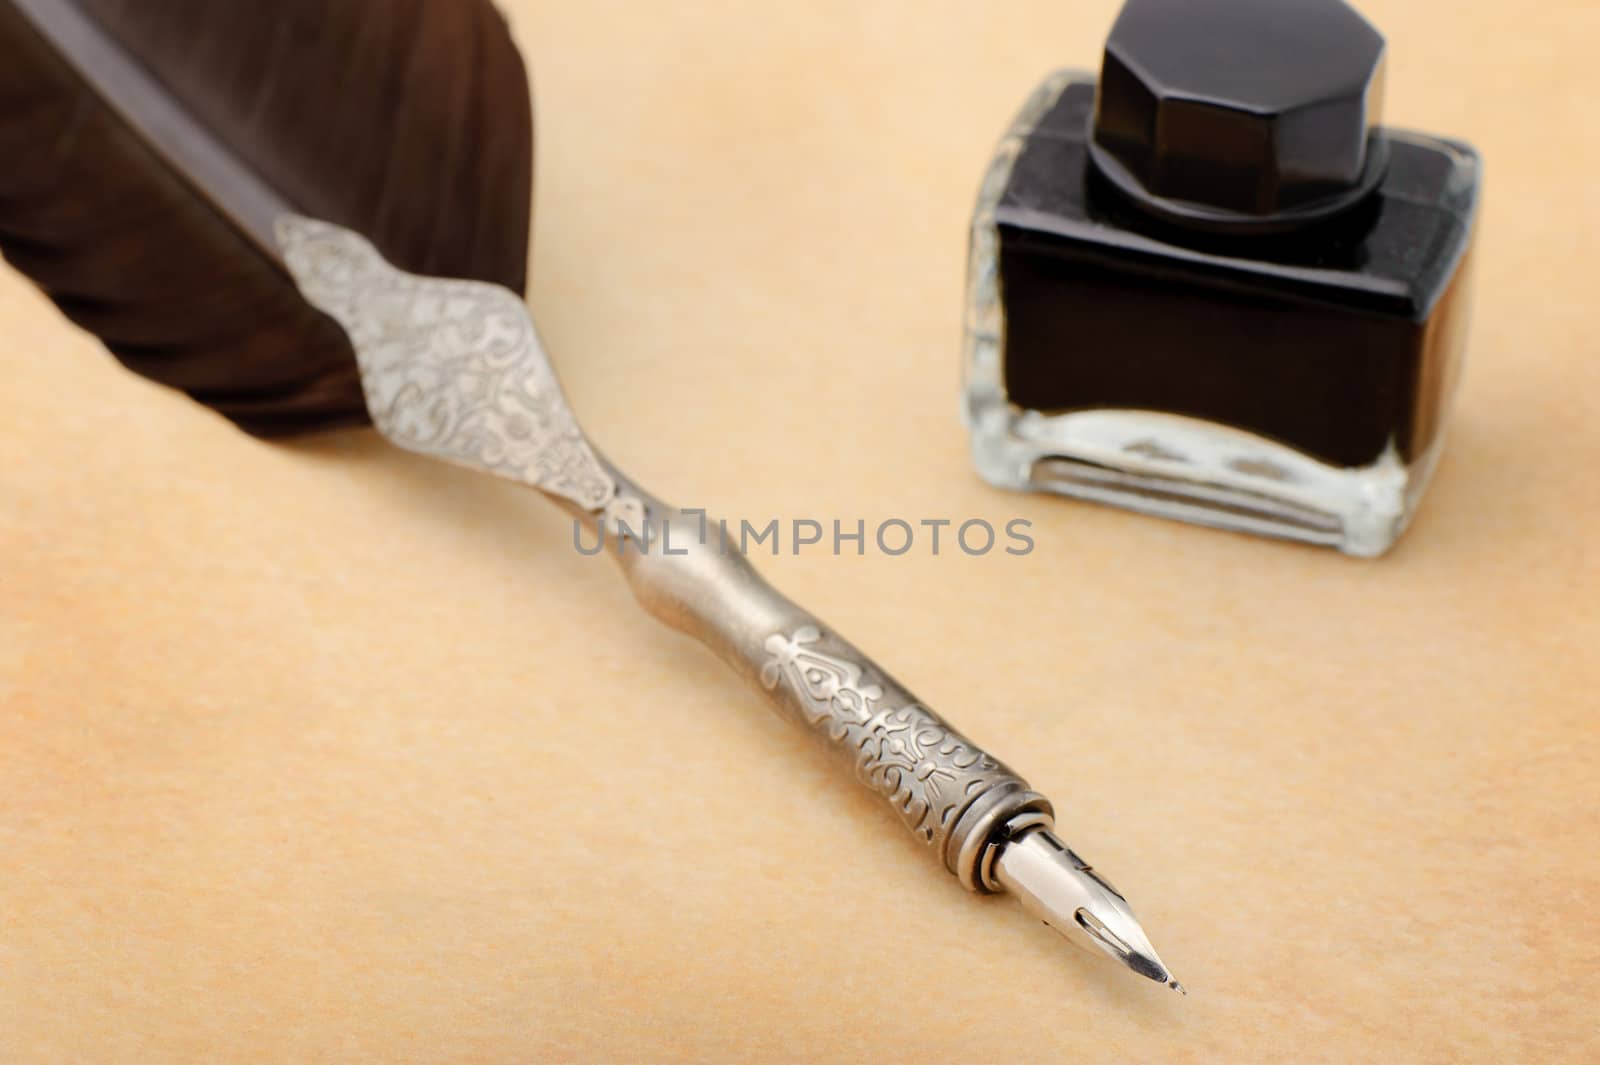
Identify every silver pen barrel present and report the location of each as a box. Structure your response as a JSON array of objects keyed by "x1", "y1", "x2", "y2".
[{"x1": 601, "y1": 491, "x2": 1052, "y2": 891}]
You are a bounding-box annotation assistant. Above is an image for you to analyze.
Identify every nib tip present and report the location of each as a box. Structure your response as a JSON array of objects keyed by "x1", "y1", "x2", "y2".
[{"x1": 1168, "y1": 979, "x2": 1187, "y2": 995}]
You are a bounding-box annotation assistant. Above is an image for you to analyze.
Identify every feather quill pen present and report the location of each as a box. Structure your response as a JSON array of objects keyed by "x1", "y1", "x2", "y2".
[
  {"x1": 0, "y1": 0, "x2": 1183, "y2": 989},
  {"x1": 0, "y1": 0, "x2": 531, "y2": 435}
]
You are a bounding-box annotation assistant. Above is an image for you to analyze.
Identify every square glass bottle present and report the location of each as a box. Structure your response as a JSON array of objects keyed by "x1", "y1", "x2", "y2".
[{"x1": 963, "y1": 0, "x2": 1481, "y2": 558}]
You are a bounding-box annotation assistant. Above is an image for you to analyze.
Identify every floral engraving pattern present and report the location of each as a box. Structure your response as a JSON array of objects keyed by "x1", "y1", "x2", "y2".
[
  {"x1": 277, "y1": 217, "x2": 615, "y2": 512},
  {"x1": 761, "y1": 626, "x2": 1013, "y2": 849}
]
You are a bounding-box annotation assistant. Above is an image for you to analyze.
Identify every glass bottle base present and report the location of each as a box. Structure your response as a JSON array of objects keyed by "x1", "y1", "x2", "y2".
[{"x1": 967, "y1": 405, "x2": 1440, "y2": 557}]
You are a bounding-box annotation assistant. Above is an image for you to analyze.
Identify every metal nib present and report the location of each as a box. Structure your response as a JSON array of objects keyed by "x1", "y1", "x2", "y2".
[{"x1": 993, "y1": 827, "x2": 1182, "y2": 993}]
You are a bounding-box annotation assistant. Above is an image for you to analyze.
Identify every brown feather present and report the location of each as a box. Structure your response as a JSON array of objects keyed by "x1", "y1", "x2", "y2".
[{"x1": 0, "y1": 0, "x2": 534, "y2": 436}]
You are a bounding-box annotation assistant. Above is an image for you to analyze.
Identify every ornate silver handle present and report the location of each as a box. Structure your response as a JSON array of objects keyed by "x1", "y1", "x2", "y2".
[
  {"x1": 279, "y1": 218, "x2": 1180, "y2": 986},
  {"x1": 274, "y1": 216, "x2": 1050, "y2": 890},
  {"x1": 600, "y1": 490, "x2": 1052, "y2": 891}
]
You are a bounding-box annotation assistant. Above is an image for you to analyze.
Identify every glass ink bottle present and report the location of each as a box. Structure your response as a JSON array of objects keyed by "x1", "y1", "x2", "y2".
[{"x1": 963, "y1": 0, "x2": 1481, "y2": 557}]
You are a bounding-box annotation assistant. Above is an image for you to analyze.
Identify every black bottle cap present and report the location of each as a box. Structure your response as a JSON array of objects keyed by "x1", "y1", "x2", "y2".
[{"x1": 1088, "y1": 0, "x2": 1389, "y2": 234}]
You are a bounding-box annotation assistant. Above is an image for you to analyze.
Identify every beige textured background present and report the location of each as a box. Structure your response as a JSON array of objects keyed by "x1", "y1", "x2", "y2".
[{"x1": 3, "y1": 1, "x2": 1598, "y2": 1061}]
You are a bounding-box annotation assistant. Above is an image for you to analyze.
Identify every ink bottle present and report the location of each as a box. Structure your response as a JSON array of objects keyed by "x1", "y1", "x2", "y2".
[{"x1": 963, "y1": 0, "x2": 1481, "y2": 556}]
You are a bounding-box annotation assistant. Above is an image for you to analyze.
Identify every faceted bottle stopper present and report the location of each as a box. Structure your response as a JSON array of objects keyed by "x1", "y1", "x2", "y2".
[{"x1": 1089, "y1": 0, "x2": 1388, "y2": 232}]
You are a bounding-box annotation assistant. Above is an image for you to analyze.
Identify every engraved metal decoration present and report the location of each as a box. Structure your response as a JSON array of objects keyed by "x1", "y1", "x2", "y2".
[
  {"x1": 277, "y1": 218, "x2": 1033, "y2": 880},
  {"x1": 277, "y1": 216, "x2": 615, "y2": 511},
  {"x1": 761, "y1": 625, "x2": 1013, "y2": 851}
]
